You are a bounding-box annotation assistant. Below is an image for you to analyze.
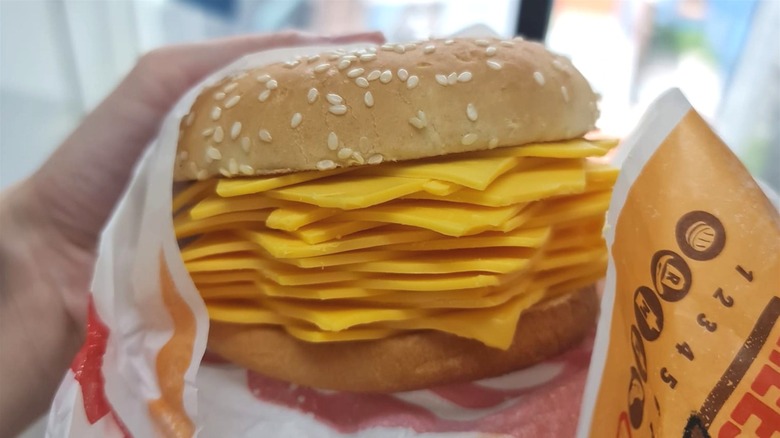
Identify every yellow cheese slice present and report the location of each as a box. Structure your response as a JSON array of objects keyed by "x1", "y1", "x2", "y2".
[
  {"x1": 408, "y1": 159, "x2": 587, "y2": 207},
  {"x1": 199, "y1": 283, "x2": 260, "y2": 300},
  {"x1": 240, "y1": 227, "x2": 440, "y2": 259},
  {"x1": 524, "y1": 190, "x2": 612, "y2": 228},
  {"x1": 185, "y1": 256, "x2": 365, "y2": 285},
  {"x1": 362, "y1": 154, "x2": 520, "y2": 190},
  {"x1": 355, "y1": 270, "x2": 520, "y2": 291},
  {"x1": 172, "y1": 180, "x2": 215, "y2": 214},
  {"x1": 256, "y1": 279, "x2": 389, "y2": 300},
  {"x1": 386, "y1": 225, "x2": 551, "y2": 251},
  {"x1": 189, "y1": 194, "x2": 281, "y2": 220},
  {"x1": 470, "y1": 139, "x2": 616, "y2": 160},
  {"x1": 179, "y1": 234, "x2": 257, "y2": 262},
  {"x1": 207, "y1": 300, "x2": 294, "y2": 325},
  {"x1": 174, "y1": 211, "x2": 271, "y2": 239},
  {"x1": 190, "y1": 270, "x2": 257, "y2": 285},
  {"x1": 348, "y1": 247, "x2": 535, "y2": 274},
  {"x1": 292, "y1": 221, "x2": 384, "y2": 245},
  {"x1": 259, "y1": 296, "x2": 435, "y2": 331},
  {"x1": 216, "y1": 167, "x2": 351, "y2": 197},
  {"x1": 531, "y1": 256, "x2": 608, "y2": 291},
  {"x1": 284, "y1": 324, "x2": 403, "y2": 342},
  {"x1": 422, "y1": 180, "x2": 461, "y2": 196},
  {"x1": 334, "y1": 201, "x2": 526, "y2": 237},
  {"x1": 274, "y1": 249, "x2": 402, "y2": 269},
  {"x1": 379, "y1": 288, "x2": 548, "y2": 349},
  {"x1": 265, "y1": 174, "x2": 429, "y2": 209},
  {"x1": 265, "y1": 204, "x2": 340, "y2": 231},
  {"x1": 535, "y1": 246, "x2": 606, "y2": 271}
]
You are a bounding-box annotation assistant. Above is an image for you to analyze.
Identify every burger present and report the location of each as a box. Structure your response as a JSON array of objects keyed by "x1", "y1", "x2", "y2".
[{"x1": 171, "y1": 37, "x2": 617, "y2": 393}]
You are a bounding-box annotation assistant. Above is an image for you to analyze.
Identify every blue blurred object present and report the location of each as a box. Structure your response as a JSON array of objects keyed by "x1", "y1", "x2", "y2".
[{"x1": 180, "y1": 0, "x2": 237, "y2": 18}]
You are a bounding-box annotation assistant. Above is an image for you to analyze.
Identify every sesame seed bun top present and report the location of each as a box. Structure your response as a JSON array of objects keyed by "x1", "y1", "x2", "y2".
[{"x1": 174, "y1": 37, "x2": 600, "y2": 181}]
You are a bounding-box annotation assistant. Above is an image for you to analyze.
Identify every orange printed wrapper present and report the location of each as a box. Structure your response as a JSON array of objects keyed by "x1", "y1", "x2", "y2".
[{"x1": 577, "y1": 89, "x2": 780, "y2": 437}]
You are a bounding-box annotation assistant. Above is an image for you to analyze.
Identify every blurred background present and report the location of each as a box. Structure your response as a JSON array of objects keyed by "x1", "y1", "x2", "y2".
[
  {"x1": 2, "y1": 0, "x2": 779, "y2": 194},
  {"x1": 1, "y1": 0, "x2": 777, "y2": 436}
]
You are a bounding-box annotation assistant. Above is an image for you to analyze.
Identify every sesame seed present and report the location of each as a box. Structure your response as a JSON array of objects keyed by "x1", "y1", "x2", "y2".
[
  {"x1": 466, "y1": 103, "x2": 478, "y2": 122},
  {"x1": 380, "y1": 70, "x2": 392, "y2": 84},
  {"x1": 188, "y1": 161, "x2": 198, "y2": 176},
  {"x1": 327, "y1": 53, "x2": 340, "y2": 61},
  {"x1": 475, "y1": 39, "x2": 490, "y2": 47},
  {"x1": 380, "y1": 44, "x2": 394, "y2": 51},
  {"x1": 360, "y1": 53, "x2": 377, "y2": 61},
  {"x1": 230, "y1": 122, "x2": 241, "y2": 139},
  {"x1": 444, "y1": 39, "x2": 455, "y2": 45},
  {"x1": 393, "y1": 44, "x2": 405, "y2": 54},
  {"x1": 210, "y1": 106, "x2": 222, "y2": 120},
  {"x1": 462, "y1": 133, "x2": 478, "y2": 145},
  {"x1": 513, "y1": 36, "x2": 525, "y2": 41},
  {"x1": 241, "y1": 137, "x2": 251, "y2": 153},
  {"x1": 487, "y1": 60, "x2": 503, "y2": 70},
  {"x1": 367, "y1": 46, "x2": 377, "y2": 53},
  {"x1": 364, "y1": 91, "x2": 374, "y2": 107},
  {"x1": 213, "y1": 127, "x2": 224, "y2": 143},
  {"x1": 408, "y1": 117, "x2": 425, "y2": 129},
  {"x1": 266, "y1": 80, "x2": 278, "y2": 89},
  {"x1": 367, "y1": 70, "x2": 381, "y2": 81},
  {"x1": 457, "y1": 71, "x2": 473, "y2": 82},
  {"x1": 355, "y1": 77, "x2": 369, "y2": 88},
  {"x1": 256, "y1": 74, "x2": 271, "y2": 82},
  {"x1": 206, "y1": 146, "x2": 222, "y2": 160},
  {"x1": 201, "y1": 127, "x2": 214, "y2": 137},
  {"x1": 447, "y1": 72, "x2": 458, "y2": 85},
  {"x1": 314, "y1": 63, "x2": 331, "y2": 73},
  {"x1": 291, "y1": 112, "x2": 303, "y2": 128},
  {"x1": 258, "y1": 89, "x2": 271, "y2": 102},
  {"x1": 347, "y1": 67, "x2": 365, "y2": 78},
  {"x1": 326, "y1": 93, "x2": 343, "y2": 105},
  {"x1": 218, "y1": 167, "x2": 231, "y2": 177},
  {"x1": 329, "y1": 105, "x2": 348, "y2": 115},
  {"x1": 397, "y1": 68, "x2": 409, "y2": 81},
  {"x1": 185, "y1": 112, "x2": 195, "y2": 126},
  {"x1": 341, "y1": 55, "x2": 358, "y2": 61},
  {"x1": 228, "y1": 158, "x2": 238, "y2": 174},
  {"x1": 307, "y1": 54, "x2": 320, "y2": 63},
  {"x1": 178, "y1": 150, "x2": 189, "y2": 161},
  {"x1": 552, "y1": 59, "x2": 566, "y2": 71},
  {"x1": 351, "y1": 151, "x2": 365, "y2": 164},
  {"x1": 197, "y1": 169, "x2": 209, "y2": 180},
  {"x1": 489, "y1": 138, "x2": 499, "y2": 148},
  {"x1": 223, "y1": 82, "x2": 238, "y2": 93},
  {"x1": 423, "y1": 45, "x2": 436, "y2": 54},
  {"x1": 224, "y1": 95, "x2": 240, "y2": 109},
  {"x1": 407, "y1": 75, "x2": 419, "y2": 89},
  {"x1": 317, "y1": 159, "x2": 336, "y2": 170},
  {"x1": 337, "y1": 147, "x2": 353, "y2": 160},
  {"x1": 561, "y1": 85, "x2": 569, "y2": 102},
  {"x1": 239, "y1": 164, "x2": 254, "y2": 175},
  {"x1": 327, "y1": 132, "x2": 339, "y2": 150},
  {"x1": 337, "y1": 59, "x2": 351, "y2": 70},
  {"x1": 500, "y1": 40, "x2": 515, "y2": 47},
  {"x1": 404, "y1": 43, "x2": 417, "y2": 51},
  {"x1": 214, "y1": 92, "x2": 226, "y2": 100},
  {"x1": 283, "y1": 60, "x2": 300, "y2": 69},
  {"x1": 258, "y1": 129, "x2": 272, "y2": 143},
  {"x1": 367, "y1": 154, "x2": 384, "y2": 165},
  {"x1": 417, "y1": 110, "x2": 426, "y2": 123},
  {"x1": 307, "y1": 88, "x2": 319, "y2": 104},
  {"x1": 533, "y1": 71, "x2": 545, "y2": 85},
  {"x1": 435, "y1": 74, "x2": 448, "y2": 86},
  {"x1": 486, "y1": 46, "x2": 497, "y2": 56}
]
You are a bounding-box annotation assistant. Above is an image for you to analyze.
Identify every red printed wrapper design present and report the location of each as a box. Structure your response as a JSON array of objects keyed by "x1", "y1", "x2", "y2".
[{"x1": 577, "y1": 90, "x2": 780, "y2": 438}]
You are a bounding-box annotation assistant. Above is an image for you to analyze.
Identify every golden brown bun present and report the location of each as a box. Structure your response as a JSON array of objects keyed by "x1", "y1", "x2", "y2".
[
  {"x1": 175, "y1": 38, "x2": 599, "y2": 181},
  {"x1": 207, "y1": 285, "x2": 598, "y2": 392}
]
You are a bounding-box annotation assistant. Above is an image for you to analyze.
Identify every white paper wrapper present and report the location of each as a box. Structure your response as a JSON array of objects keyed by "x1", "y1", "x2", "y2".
[{"x1": 46, "y1": 34, "x2": 598, "y2": 438}]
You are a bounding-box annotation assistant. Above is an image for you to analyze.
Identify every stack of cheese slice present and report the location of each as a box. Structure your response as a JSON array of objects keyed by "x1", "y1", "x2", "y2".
[{"x1": 173, "y1": 139, "x2": 618, "y2": 349}]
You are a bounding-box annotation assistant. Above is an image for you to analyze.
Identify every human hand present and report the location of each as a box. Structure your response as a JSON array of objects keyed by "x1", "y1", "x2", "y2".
[{"x1": 0, "y1": 30, "x2": 384, "y2": 437}]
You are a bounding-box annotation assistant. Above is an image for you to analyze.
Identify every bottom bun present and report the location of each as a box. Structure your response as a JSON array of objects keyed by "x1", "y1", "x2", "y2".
[{"x1": 207, "y1": 285, "x2": 599, "y2": 393}]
